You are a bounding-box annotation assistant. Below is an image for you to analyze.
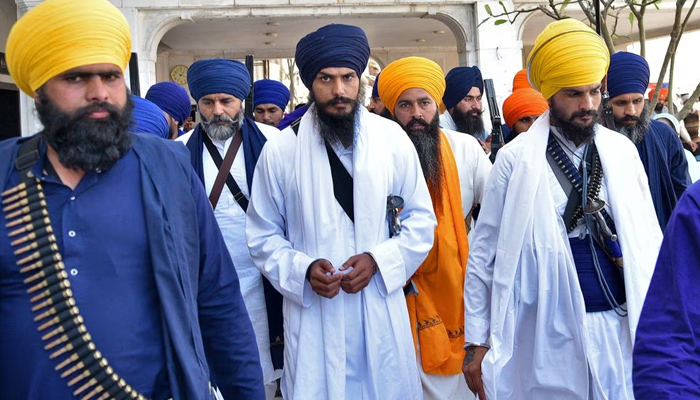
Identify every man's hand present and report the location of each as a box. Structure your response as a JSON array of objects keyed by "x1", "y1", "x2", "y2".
[
  {"x1": 477, "y1": 137, "x2": 492, "y2": 154},
  {"x1": 307, "y1": 259, "x2": 342, "y2": 298},
  {"x1": 339, "y1": 253, "x2": 377, "y2": 294},
  {"x1": 463, "y1": 345, "x2": 489, "y2": 400}
]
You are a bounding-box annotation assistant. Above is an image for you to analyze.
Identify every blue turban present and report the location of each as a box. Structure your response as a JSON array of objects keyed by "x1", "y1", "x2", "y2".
[
  {"x1": 253, "y1": 79, "x2": 290, "y2": 111},
  {"x1": 443, "y1": 66, "x2": 484, "y2": 110},
  {"x1": 607, "y1": 51, "x2": 650, "y2": 99},
  {"x1": 295, "y1": 24, "x2": 370, "y2": 89},
  {"x1": 145, "y1": 82, "x2": 192, "y2": 125},
  {"x1": 372, "y1": 73, "x2": 380, "y2": 99},
  {"x1": 130, "y1": 95, "x2": 170, "y2": 139},
  {"x1": 187, "y1": 58, "x2": 250, "y2": 102}
]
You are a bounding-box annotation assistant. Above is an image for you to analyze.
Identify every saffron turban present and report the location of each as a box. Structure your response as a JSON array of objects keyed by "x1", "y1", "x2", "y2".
[
  {"x1": 372, "y1": 73, "x2": 381, "y2": 99},
  {"x1": 607, "y1": 52, "x2": 650, "y2": 99},
  {"x1": 512, "y1": 69, "x2": 532, "y2": 91},
  {"x1": 527, "y1": 19, "x2": 609, "y2": 100},
  {"x1": 649, "y1": 86, "x2": 668, "y2": 102},
  {"x1": 443, "y1": 66, "x2": 483, "y2": 110},
  {"x1": 146, "y1": 82, "x2": 192, "y2": 125},
  {"x1": 130, "y1": 95, "x2": 170, "y2": 139},
  {"x1": 6, "y1": 0, "x2": 131, "y2": 96},
  {"x1": 378, "y1": 57, "x2": 446, "y2": 115},
  {"x1": 295, "y1": 24, "x2": 370, "y2": 89},
  {"x1": 187, "y1": 58, "x2": 250, "y2": 102},
  {"x1": 253, "y1": 79, "x2": 291, "y2": 111},
  {"x1": 502, "y1": 88, "x2": 549, "y2": 128}
]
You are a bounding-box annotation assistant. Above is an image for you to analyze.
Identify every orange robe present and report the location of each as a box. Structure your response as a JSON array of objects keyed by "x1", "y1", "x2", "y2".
[{"x1": 406, "y1": 130, "x2": 469, "y2": 375}]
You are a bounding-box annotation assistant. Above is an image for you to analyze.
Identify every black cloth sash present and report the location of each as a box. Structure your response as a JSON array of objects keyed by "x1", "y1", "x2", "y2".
[{"x1": 569, "y1": 237, "x2": 626, "y2": 312}]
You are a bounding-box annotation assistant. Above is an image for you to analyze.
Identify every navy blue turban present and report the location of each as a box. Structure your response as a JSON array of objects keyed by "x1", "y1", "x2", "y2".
[
  {"x1": 187, "y1": 58, "x2": 251, "y2": 102},
  {"x1": 607, "y1": 51, "x2": 650, "y2": 99},
  {"x1": 253, "y1": 79, "x2": 290, "y2": 111},
  {"x1": 372, "y1": 73, "x2": 380, "y2": 99},
  {"x1": 295, "y1": 24, "x2": 370, "y2": 89},
  {"x1": 130, "y1": 95, "x2": 169, "y2": 139},
  {"x1": 145, "y1": 82, "x2": 192, "y2": 125},
  {"x1": 443, "y1": 66, "x2": 484, "y2": 110}
]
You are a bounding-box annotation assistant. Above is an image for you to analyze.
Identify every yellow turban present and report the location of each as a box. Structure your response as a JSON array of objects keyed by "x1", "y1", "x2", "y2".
[
  {"x1": 378, "y1": 56, "x2": 445, "y2": 115},
  {"x1": 526, "y1": 19, "x2": 609, "y2": 100},
  {"x1": 6, "y1": 0, "x2": 132, "y2": 96}
]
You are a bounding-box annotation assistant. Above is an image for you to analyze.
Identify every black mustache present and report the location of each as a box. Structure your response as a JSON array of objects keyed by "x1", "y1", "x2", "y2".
[
  {"x1": 571, "y1": 109, "x2": 598, "y2": 119},
  {"x1": 328, "y1": 97, "x2": 354, "y2": 106},
  {"x1": 407, "y1": 118, "x2": 429, "y2": 129}
]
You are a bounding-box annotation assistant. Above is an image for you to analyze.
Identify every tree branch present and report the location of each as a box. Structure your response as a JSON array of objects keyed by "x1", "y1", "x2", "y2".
[{"x1": 677, "y1": 82, "x2": 700, "y2": 120}]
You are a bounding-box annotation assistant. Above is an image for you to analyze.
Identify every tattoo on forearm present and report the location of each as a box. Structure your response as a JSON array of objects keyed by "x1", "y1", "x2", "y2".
[{"x1": 464, "y1": 347, "x2": 475, "y2": 364}]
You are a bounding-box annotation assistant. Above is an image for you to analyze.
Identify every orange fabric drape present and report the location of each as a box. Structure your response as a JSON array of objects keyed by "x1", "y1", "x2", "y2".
[{"x1": 406, "y1": 131, "x2": 469, "y2": 375}]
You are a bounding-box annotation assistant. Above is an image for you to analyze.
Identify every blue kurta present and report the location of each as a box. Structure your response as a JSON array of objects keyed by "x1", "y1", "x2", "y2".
[
  {"x1": 633, "y1": 180, "x2": 700, "y2": 398},
  {"x1": 636, "y1": 119, "x2": 690, "y2": 231},
  {"x1": 0, "y1": 133, "x2": 264, "y2": 400}
]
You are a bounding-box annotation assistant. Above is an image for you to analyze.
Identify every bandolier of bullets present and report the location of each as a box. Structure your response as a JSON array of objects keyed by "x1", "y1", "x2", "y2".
[
  {"x1": 546, "y1": 140, "x2": 605, "y2": 233},
  {"x1": 2, "y1": 172, "x2": 149, "y2": 400}
]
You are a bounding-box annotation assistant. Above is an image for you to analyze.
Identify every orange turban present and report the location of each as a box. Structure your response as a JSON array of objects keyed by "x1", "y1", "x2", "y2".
[
  {"x1": 648, "y1": 86, "x2": 668, "y2": 102},
  {"x1": 502, "y1": 88, "x2": 549, "y2": 127},
  {"x1": 512, "y1": 69, "x2": 532, "y2": 91},
  {"x1": 378, "y1": 56, "x2": 445, "y2": 115},
  {"x1": 6, "y1": 0, "x2": 132, "y2": 95},
  {"x1": 527, "y1": 19, "x2": 609, "y2": 99}
]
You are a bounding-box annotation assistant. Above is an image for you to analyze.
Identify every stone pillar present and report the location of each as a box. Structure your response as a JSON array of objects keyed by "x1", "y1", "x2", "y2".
[
  {"x1": 474, "y1": 0, "x2": 524, "y2": 101},
  {"x1": 15, "y1": 0, "x2": 43, "y2": 136}
]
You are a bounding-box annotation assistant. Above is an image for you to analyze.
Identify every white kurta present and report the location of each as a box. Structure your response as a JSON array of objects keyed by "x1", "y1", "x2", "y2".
[
  {"x1": 177, "y1": 122, "x2": 281, "y2": 391},
  {"x1": 464, "y1": 111, "x2": 662, "y2": 400},
  {"x1": 246, "y1": 106, "x2": 437, "y2": 400},
  {"x1": 444, "y1": 129, "x2": 492, "y2": 222}
]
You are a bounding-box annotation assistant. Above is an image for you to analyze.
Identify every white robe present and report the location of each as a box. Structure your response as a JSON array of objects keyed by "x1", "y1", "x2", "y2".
[
  {"x1": 464, "y1": 111, "x2": 662, "y2": 399},
  {"x1": 177, "y1": 122, "x2": 281, "y2": 393},
  {"x1": 444, "y1": 129, "x2": 492, "y2": 219},
  {"x1": 246, "y1": 106, "x2": 437, "y2": 400}
]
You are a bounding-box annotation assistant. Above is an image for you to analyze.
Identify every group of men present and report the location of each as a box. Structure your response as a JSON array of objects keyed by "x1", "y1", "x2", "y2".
[{"x1": 1, "y1": 0, "x2": 698, "y2": 399}]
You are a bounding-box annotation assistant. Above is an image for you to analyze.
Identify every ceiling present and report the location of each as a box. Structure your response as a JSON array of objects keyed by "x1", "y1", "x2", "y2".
[
  {"x1": 158, "y1": 5, "x2": 700, "y2": 59},
  {"x1": 160, "y1": 15, "x2": 458, "y2": 58}
]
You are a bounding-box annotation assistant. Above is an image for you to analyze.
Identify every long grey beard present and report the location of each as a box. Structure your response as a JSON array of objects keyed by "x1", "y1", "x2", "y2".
[
  {"x1": 202, "y1": 110, "x2": 244, "y2": 141},
  {"x1": 615, "y1": 107, "x2": 650, "y2": 144}
]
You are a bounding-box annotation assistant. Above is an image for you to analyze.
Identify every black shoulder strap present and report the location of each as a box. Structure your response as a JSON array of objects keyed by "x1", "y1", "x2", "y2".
[
  {"x1": 325, "y1": 143, "x2": 354, "y2": 223},
  {"x1": 15, "y1": 136, "x2": 42, "y2": 176},
  {"x1": 292, "y1": 119, "x2": 354, "y2": 223},
  {"x1": 202, "y1": 135, "x2": 249, "y2": 212}
]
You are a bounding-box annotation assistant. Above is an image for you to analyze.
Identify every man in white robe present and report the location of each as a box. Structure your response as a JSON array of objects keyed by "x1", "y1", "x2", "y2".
[
  {"x1": 462, "y1": 19, "x2": 662, "y2": 400},
  {"x1": 378, "y1": 56, "x2": 490, "y2": 400},
  {"x1": 246, "y1": 24, "x2": 436, "y2": 400},
  {"x1": 177, "y1": 58, "x2": 282, "y2": 399}
]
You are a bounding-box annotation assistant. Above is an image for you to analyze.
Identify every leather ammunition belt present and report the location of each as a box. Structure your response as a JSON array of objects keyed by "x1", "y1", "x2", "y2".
[
  {"x1": 2, "y1": 137, "x2": 148, "y2": 400},
  {"x1": 546, "y1": 135, "x2": 615, "y2": 234}
]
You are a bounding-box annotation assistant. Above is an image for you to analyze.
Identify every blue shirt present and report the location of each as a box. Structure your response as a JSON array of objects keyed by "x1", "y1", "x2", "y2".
[{"x1": 0, "y1": 142, "x2": 169, "y2": 399}]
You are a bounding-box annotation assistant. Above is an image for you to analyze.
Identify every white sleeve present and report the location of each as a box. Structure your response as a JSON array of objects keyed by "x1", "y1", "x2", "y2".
[
  {"x1": 464, "y1": 147, "x2": 513, "y2": 343},
  {"x1": 369, "y1": 139, "x2": 436, "y2": 296}
]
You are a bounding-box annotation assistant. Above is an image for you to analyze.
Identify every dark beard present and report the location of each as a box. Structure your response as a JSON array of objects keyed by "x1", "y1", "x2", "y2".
[
  {"x1": 399, "y1": 113, "x2": 444, "y2": 210},
  {"x1": 614, "y1": 107, "x2": 649, "y2": 144},
  {"x1": 311, "y1": 92, "x2": 360, "y2": 148},
  {"x1": 451, "y1": 107, "x2": 485, "y2": 137},
  {"x1": 549, "y1": 99, "x2": 598, "y2": 146},
  {"x1": 36, "y1": 91, "x2": 133, "y2": 173}
]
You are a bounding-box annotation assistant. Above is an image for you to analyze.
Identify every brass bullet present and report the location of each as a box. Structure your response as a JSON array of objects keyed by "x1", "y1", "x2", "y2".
[
  {"x1": 30, "y1": 276, "x2": 69, "y2": 301},
  {"x1": 32, "y1": 288, "x2": 72, "y2": 312},
  {"x1": 34, "y1": 298, "x2": 76, "y2": 322},
  {"x1": 1, "y1": 182, "x2": 27, "y2": 197},
  {"x1": 9, "y1": 217, "x2": 50, "y2": 237}
]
